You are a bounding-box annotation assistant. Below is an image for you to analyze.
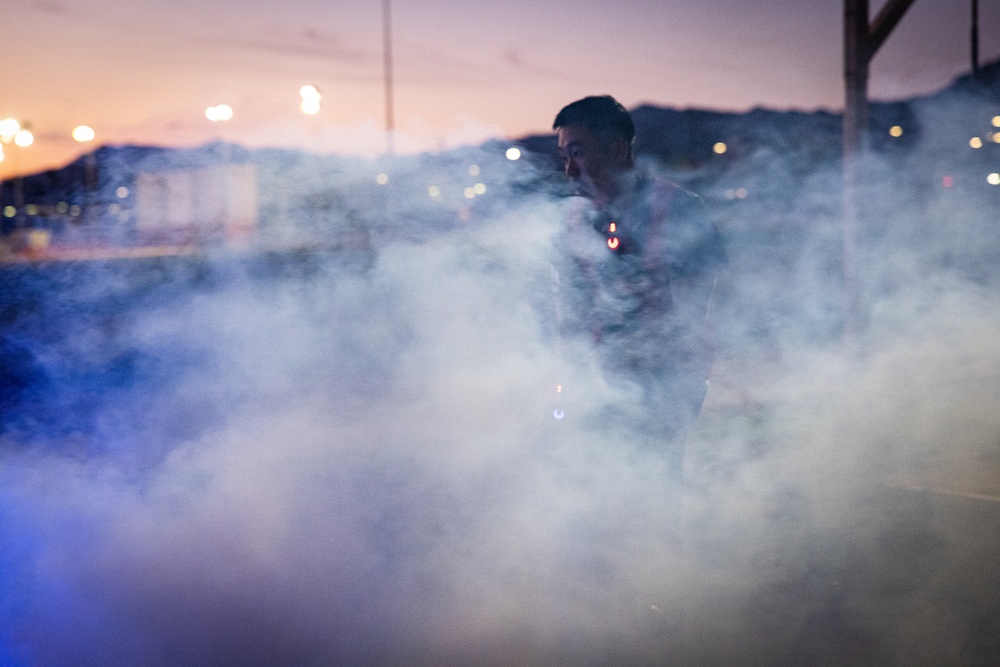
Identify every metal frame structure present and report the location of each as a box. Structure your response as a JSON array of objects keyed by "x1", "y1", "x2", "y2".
[
  {"x1": 842, "y1": 0, "x2": 915, "y2": 341},
  {"x1": 842, "y1": 0, "x2": 982, "y2": 340}
]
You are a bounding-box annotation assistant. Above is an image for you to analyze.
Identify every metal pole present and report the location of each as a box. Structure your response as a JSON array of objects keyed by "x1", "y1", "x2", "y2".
[
  {"x1": 842, "y1": 0, "x2": 915, "y2": 343},
  {"x1": 972, "y1": 0, "x2": 980, "y2": 80},
  {"x1": 383, "y1": 0, "x2": 395, "y2": 155},
  {"x1": 843, "y1": 0, "x2": 869, "y2": 343}
]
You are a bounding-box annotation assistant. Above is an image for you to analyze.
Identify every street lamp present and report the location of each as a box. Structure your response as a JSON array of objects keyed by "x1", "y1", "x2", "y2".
[
  {"x1": 300, "y1": 85, "x2": 321, "y2": 115},
  {"x1": 205, "y1": 104, "x2": 233, "y2": 122},
  {"x1": 73, "y1": 125, "x2": 97, "y2": 220},
  {"x1": 0, "y1": 118, "x2": 32, "y2": 227}
]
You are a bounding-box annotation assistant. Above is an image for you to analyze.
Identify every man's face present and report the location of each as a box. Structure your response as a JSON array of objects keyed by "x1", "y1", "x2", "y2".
[{"x1": 556, "y1": 123, "x2": 629, "y2": 202}]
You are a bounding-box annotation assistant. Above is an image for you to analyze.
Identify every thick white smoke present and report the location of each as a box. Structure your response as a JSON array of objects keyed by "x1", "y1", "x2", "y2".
[{"x1": 1, "y1": 89, "x2": 1000, "y2": 666}]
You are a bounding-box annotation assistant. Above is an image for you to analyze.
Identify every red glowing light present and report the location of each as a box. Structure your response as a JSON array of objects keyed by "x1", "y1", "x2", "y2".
[
  {"x1": 608, "y1": 222, "x2": 617, "y2": 233},
  {"x1": 942, "y1": 176, "x2": 954, "y2": 188},
  {"x1": 607, "y1": 237, "x2": 619, "y2": 249}
]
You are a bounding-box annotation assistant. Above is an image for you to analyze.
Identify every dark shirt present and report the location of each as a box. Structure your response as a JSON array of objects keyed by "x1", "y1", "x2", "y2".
[{"x1": 555, "y1": 174, "x2": 727, "y2": 383}]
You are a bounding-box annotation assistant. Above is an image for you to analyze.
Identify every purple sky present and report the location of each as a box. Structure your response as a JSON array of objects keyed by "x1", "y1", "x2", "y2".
[{"x1": 2, "y1": 0, "x2": 997, "y2": 174}]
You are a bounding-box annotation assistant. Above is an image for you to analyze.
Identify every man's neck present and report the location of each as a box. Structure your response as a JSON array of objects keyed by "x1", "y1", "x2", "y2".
[{"x1": 595, "y1": 169, "x2": 640, "y2": 209}]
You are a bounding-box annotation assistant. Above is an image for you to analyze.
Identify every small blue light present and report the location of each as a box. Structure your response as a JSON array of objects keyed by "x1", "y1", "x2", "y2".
[{"x1": 552, "y1": 408, "x2": 565, "y2": 420}]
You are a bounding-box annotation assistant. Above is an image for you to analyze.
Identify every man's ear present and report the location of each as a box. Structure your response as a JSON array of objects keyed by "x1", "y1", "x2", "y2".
[{"x1": 611, "y1": 137, "x2": 632, "y2": 166}]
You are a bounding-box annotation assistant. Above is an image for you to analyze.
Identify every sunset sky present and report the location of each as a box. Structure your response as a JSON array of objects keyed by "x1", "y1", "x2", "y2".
[{"x1": 2, "y1": 0, "x2": 998, "y2": 175}]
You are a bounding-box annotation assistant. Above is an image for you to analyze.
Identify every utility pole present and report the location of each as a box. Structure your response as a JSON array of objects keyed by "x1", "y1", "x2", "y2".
[
  {"x1": 971, "y1": 0, "x2": 980, "y2": 81},
  {"x1": 383, "y1": 0, "x2": 395, "y2": 155},
  {"x1": 842, "y1": 0, "x2": 915, "y2": 342}
]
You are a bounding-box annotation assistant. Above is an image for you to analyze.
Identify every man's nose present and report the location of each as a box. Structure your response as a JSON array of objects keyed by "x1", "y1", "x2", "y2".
[{"x1": 565, "y1": 159, "x2": 580, "y2": 179}]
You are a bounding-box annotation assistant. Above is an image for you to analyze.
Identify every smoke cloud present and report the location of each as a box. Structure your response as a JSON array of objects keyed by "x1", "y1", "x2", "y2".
[{"x1": 1, "y1": 87, "x2": 1000, "y2": 666}]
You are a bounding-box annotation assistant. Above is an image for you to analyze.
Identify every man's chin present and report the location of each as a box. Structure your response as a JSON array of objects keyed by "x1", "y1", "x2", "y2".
[{"x1": 572, "y1": 179, "x2": 599, "y2": 199}]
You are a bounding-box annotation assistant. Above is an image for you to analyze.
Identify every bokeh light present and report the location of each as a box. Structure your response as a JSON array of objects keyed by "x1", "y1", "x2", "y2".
[
  {"x1": 205, "y1": 105, "x2": 233, "y2": 122},
  {"x1": 473, "y1": 183, "x2": 486, "y2": 195},
  {"x1": 987, "y1": 173, "x2": 1000, "y2": 186},
  {"x1": 376, "y1": 173, "x2": 389, "y2": 185},
  {"x1": 468, "y1": 164, "x2": 481, "y2": 176},
  {"x1": 428, "y1": 185, "x2": 441, "y2": 198},
  {"x1": 713, "y1": 142, "x2": 728, "y2": 154},
  {"x1": 505, "y1": 147, "x2": 521, "y2": 161},
  {"x1": 72, "y1": 125, "x2": 96, "y2": 142},
  {"x1": 0, "y1": 118, "x2": 20, "y2": 140},
  {"x1": 14, "y1": 129, "x2": 34, "y2": 147},
  {"x1": 299, "y1": 98, "x2": 321, "y2": 115},
  {"x1": 970, "y1": 137, "x2": 983, "y2": 149},
  {"x1": 889, "y1": 125, "x2": 903, "y2": 137},
  {"x1": 300, "y1": 85, "x2": 321, "y2": 102},
  {"x1": 992, "y1": 115, "x2": 1000, "y2": 128}
]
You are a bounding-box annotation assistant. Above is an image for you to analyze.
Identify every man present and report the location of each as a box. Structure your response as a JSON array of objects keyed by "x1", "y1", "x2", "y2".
[{"x1": 551, "y1": 95, "x2": 727, "y2": 480}]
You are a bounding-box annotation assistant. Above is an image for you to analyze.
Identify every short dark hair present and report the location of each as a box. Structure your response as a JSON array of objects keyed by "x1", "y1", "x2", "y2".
[{"x1": 552, "y1": 95, "x2": 635, "y2": 143}]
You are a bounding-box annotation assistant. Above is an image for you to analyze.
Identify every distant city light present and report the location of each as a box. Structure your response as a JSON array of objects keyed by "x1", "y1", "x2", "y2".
[
  {"x1": 970, "y1": 137, "x2": 984, "y2": 149},
  {"x1": 3, "y1": 206, "x2": 15, "y2": 218},
  {"x1": 942, "y1": 176, "x2": 954, "y2": 188},
  {"x1": 25, "y1": 204, "x2": 38, "y2": 216},
  {"x1": 712, "y1": 142, "x2": 727, "y2": 154},
  {"x1": 300, "y1": 85, "x2": 321, "y2": 102},
  {"x1": 116, "y1": 186, "x2": 129, "y2": 199},
  {"x1": 299, "y1": 98, "x2": 321, "y2": 115},
  {"x1": 993, "y1": 134, "x2": 1000, "y2": 144},
  {"x1": 428, "y1": 185, "x2": 441, "y2": 198},
  {"x1": 889, "y1": 125, "x2": 903, "y2": 137},
  {"x1": 299, "y1": 85, "x2": 321, "y2": 114},
  {"x1": 988, "y1": 173, "x2": 1000, "y2": 186},
  {"x1": 375, "y1": 172, "x2": 389, "y2": 185},
  {"x1": 72, "y1": 125, "x2": 95, "y2": 142},
  {"x1": 473, "y1": 182, "x2": 486, "y2": 195},
  {"x1": 993, "y1": 115, "x2": 1000, "y2": 128},
  {"x1": 505, "y1": 147, "x2": 521, "y2": 161},
  {"x1": 468, "y1": 164, "x2": 481, "y2": 176},
  {"x1": 14, "y1": 129, "x2": 33, "y2": 147},
  {"x1": 70, "y1": 205, "x2": 81, "y2": 216},
  {"x1": 0, "y1": 118, "x2": 20, "y2": 140},
  {"x1": 57, "y1": 202, "x2": 68, "y2": 213},
  {"x1": 464, "y1": 187, "x2": 476, "y2": 199},
  {"x1": 205, "y1": 104, "x2": 233, "y2": 122}
]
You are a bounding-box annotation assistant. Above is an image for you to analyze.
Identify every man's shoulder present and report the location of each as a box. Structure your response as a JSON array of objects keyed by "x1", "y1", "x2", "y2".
[{"x1": 640, "y1": 173, "x2": 727, "y2": 271}]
